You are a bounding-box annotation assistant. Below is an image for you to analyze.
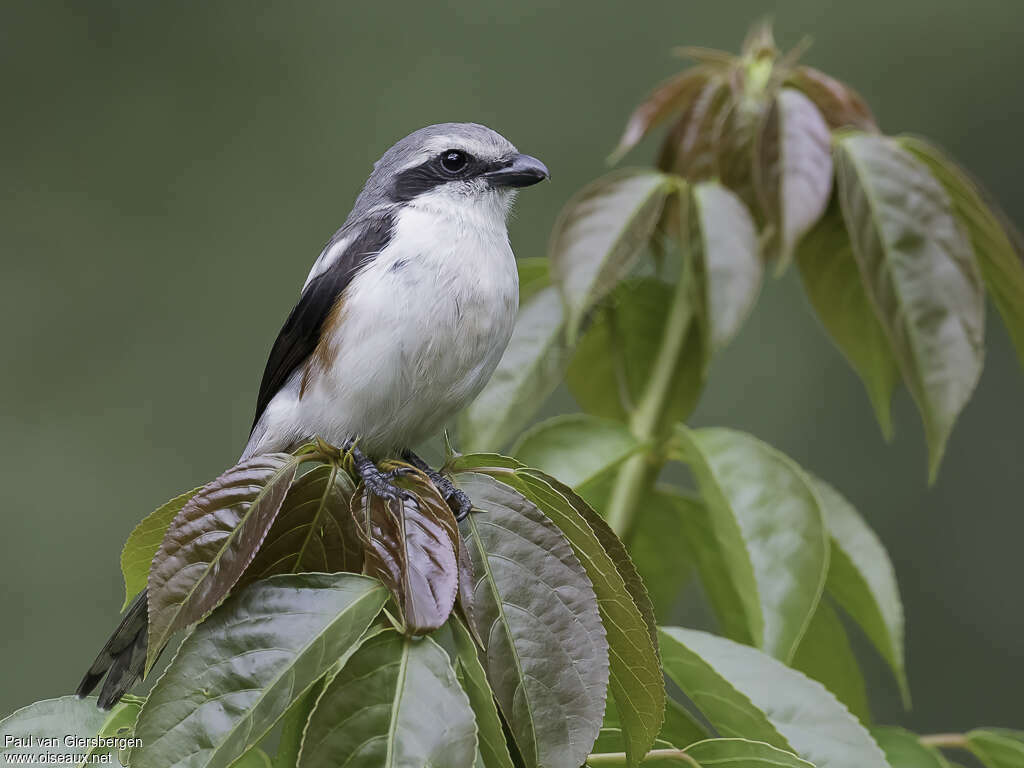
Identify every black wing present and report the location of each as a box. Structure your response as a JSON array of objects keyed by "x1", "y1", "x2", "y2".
[{"x1": 250, "y1": 213, "x2": 395, "y2": 433}]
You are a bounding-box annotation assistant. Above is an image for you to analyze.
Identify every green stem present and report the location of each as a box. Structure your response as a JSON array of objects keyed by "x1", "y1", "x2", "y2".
[
  {"x1": 604, "y1": 243, "x2": 695, "y2": 542},
  {"x1": 587, "y1": 748, "x2": 701, "y2": 766},
  {"x1": 919, "y1": 733, "x2": 968, "y2": 749}
]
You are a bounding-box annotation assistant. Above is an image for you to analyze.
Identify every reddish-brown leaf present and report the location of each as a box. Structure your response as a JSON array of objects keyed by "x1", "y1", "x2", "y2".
[
  {"x1": 658, "y1": 77, "x2": 731, "y2": 179},
  {"x1": 239, "y1": 462, "x2": 362, "y2": 588},
  {"x1": 787, "y1": 66, "x2": 876, "y2": 131},
  {"x1": 353, "y1": 466, "x2": 460, "y2": 634},
  {"x1": 611, "y1": 68, "x2": 712, "y2": 162},
  {"x1": 146, "y1": 452, "x2": 300, "y2": 670}
]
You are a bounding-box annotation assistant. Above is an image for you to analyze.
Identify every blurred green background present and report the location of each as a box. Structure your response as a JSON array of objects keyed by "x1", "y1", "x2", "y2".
[{"x1": 1, "y1": 0, "x2": 1020, "y2": 731}]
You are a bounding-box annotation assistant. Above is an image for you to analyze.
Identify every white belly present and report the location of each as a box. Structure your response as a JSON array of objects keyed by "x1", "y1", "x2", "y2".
[{"x1": 248, "y1": 202, "x2": 518, "y2": 457}]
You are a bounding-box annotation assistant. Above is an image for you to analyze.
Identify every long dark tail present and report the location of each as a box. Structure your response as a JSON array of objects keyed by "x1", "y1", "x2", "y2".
[{"x1": 77, "y1": 590, "x2": 149, "y2": 709}]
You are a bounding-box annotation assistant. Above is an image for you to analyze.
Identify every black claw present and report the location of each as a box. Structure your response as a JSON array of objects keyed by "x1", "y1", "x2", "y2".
[
  {"x1": 346, "y1": 441, "x2": 414, "y2": 504},
  {"x1": 402, "y1": 450, "x2": 475, "y2": 521}
]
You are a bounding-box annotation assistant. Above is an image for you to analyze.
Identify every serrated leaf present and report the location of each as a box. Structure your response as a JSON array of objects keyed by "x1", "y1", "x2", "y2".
[
  {"x1": 120, "y1": 487, "x2": 201, "y2": 610},
  {"x1": 298, "y1": 631, "x2": 476, "y2": 768},
  {"x1": 691, "y1": 182, "x2": 762, "y2": 351},
  {"x1": 353, "y1": 466, "x2": 459, "y2": 634},
  {"x1": 813, "y1": 475, "x2": 908, "y2": 706},
  {"x1": 899, "y1": 136, "x2": 1024, "y2": 370},
  {"x1": 455, "y1": 473, "x2": 608, "y2": 768},
  {"x1": 754, "y1": 88, "x2": 833, "y2": 267},
  {"x1": 132, "y1": 573, "x2": 387, "y2": 768},
  {"x1": 684, "y1": 738, "x2": 817, "y2": 767},
  {"x1": 671, "y1": 426, "x2": 829, "y2": 661},
  {"x1": 449, "y1": 617, "x2": 516, "y2": 768},
  {"x1": 660, "y1": 628, "x2": 890, "y2": 768},
  {"x1": 0, "y1": 697, "x2": 110, "y2": 762},
  {"x1": 797, "y1": 206, "x2": 899, "y2": 439},
  {"x1": 612, "y1": 68, "x2": 713, "y2": 162},
  {"x1": 967, "y1": 729, "x2": 1024, "y2": 768},
  {"x1": 145, "y1": 453, "x2": 301, "y2": 670},
  {"x1": 522, "y1": 471, "x2": 660, "y2": 649},
  {"x1": 459, "y1": 285, "x2": 569, "y2": 452},
  {"x1": 659, "y1": 697, "x2": 711, "y2": 749},
  {"x1": 786, "y1": 66, "x2": 876, "y2": 131},
  {"x1": 551, "y1": 170, "x2": 673, "y2": 339},
  {"x1": 835, "y1": 133, "x2": 984, "y2": 480},
  {"x1": 480, "y1": 469, "x2": 664, "y2": 766},
  {"x1": 871, "y1": 728, "x2": 951, "y2": 768},
  {"x1": 791, "y1": 601, "x2": 871, "y2": 723},
  {"x1": 510, "y1": 414, "x2": 641, "y2": 489},
  {"x1": 567, "y1": 278, "x2": 704, "y2": 425},
  {"x1": 240, "y1": 462, "x2": 361, "y2": 588}
]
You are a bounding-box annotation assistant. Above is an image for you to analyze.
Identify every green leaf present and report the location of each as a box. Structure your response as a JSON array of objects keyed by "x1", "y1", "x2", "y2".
[
  {"x1": 658, "y1": 697, "x2": 710, "y2": 749},
  {"x1": 754, "y1": 88, "x2": 833, "y2": 268},
  {"x1": 967, "y1": 729, "x2": 1024, "y2": 768},
  {"x1": 658, "y1": 630, "x2": 787, "y2": 748},
  {"x1": 621, "y1": 487, "x2": 698, "y2": 622},
  {"x1": 145, "y1": 453, "x2": 301, "y2": 670},
  {"x1": 791, "y1": 601, "x2": 870, "y2": 723},
  {"x1": 835, "y1": 133, "x2": 985, "y2": 480},
  {"x1": 298, "y1": 631, "x2": 477, "y2": 768},
  {"x1": 0, "y1": 697, "x2": 110, "y2": 763},
  {"x1": 785, "y1": 66, "x2": 876, "y2": 132},
  {"x1": 353, "y1": 466, "x2": 460, "y2": 634},
  {"x1": 899, "y1": 136, "x2": 1024, "y2": 370},
  {"x1": 459, "y1": 285, "x2": 569, "y2": 452},
  {"x1": 455, "y1": 473, "x2": 608, "y2": 768},
  {"x1": 120, "y1": 487, "x2": 201, "y2": 610},
  {"x1": 481, "y1": 469, "x2": 664, "y2": 766},
  {"x1": 660, "y1": 628, "x2": 890, "y2": 768},
  {"x1": 813, "y1": 475, "x2": 909, "y2": 706},
  {"x1": 671, "y1": 426, "x2": 829, "y2": 661},
  {"x1": 447, "y1": 452, "x2": 524, "y2": 474},
  {"x1": 797, "y1": 206, "x2": 899, "y2": 439},
  {"x1": 691, "y1": 181, "x2": 762, "y2": 351},
  {"x1": 567, "y1": 277, "x2": 704, "y2": 425},
  {"x1": 517, "y1": 256, "x2": 552, "y2": 303},
  {"x1": 449, "y1": 617, "x2": 516, "y2": 768},
  {"x1": 240, "y1": 462, "x2": 361, "y2": 588},
  {"x1": 684, "y1": 738, "x2": 817, "y2": 767},
  {"x1": 611, "y1": 68, "x2": 713, "y2": 162},
  {"x1": 551, "y1": 170, "x2": 673, "y2": 339},
  {"x1": 510, "y1": 414, "x2": 641, "y2": 489},
  {"x1": 657, "y1": 488, "x2": 749, "y2": 641},
  {"x1": 231, "y1": 748, "x2": 274, "y2": 768},
  {"x1": 524, "y1": 471, "x2": 660, "y2": 649},
  {"x1": 871, "y1": 728, "x2": 950, "y2": 768},
  {"x1": 132, "y1": 573, "x2": 387, "y2": 768}
]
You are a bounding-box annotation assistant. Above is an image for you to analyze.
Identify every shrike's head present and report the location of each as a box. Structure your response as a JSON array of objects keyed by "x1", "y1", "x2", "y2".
[{"x1": 353, "y1": 122, "x2": 549, "y2": 219}]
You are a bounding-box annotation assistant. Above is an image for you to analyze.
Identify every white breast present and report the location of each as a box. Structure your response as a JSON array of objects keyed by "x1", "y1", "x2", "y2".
[{"x1": 248, "y1": 194, "x2": 519, "y2": 458}]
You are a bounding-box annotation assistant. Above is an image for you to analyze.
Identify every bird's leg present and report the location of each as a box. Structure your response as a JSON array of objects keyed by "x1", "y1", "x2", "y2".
[
  {"x1": 342, "y1": 439, "x2": 414, "y2": 503},
  {"x1": 402, "y1": 450, "x2": 473, "y2": 521}
]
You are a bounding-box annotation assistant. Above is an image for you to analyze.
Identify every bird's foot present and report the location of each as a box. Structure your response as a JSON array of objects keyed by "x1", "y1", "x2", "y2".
[
  {"x1": 345, "y1": 441, "x2": 415, "y2": 505},
  {"x1": 430, "y1": 471, "x2": 473, "y2": 521},
  {"x1": 402, "y1": 450, "x2": 473, "y2": 521}
]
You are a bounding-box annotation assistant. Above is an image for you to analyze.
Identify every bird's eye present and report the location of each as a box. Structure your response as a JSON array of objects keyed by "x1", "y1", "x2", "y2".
[{"x1": 440, "y1": 149, "x2": 470, "y2": 174}]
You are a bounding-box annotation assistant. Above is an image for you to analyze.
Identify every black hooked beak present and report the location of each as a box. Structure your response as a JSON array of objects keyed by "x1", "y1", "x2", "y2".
[{"x1": 484, "y1": 153, "x2": 550, "y2": 188}]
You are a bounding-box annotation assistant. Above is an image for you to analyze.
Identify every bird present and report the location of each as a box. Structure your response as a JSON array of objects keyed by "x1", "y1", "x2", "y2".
[{"x1": 76, "y1": 122, "x2": 549, "y2": 709}]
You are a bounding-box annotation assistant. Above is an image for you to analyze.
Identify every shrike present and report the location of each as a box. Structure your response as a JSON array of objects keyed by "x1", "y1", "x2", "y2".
[{"x1": 77, "y1": 122, "x2": 549, "y2": 708}]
